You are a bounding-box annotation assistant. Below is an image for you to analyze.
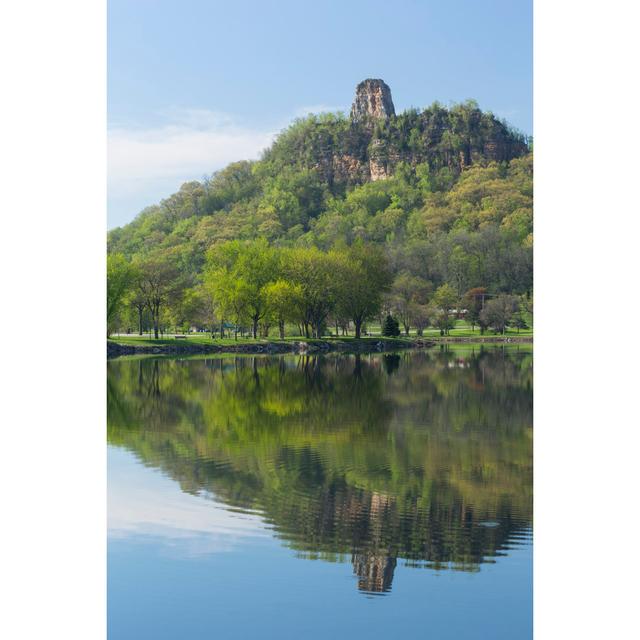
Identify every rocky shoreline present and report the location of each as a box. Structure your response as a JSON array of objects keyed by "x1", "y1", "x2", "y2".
[
  {"x1": 107, "y1": 338, "x2": 433, "y2": 359},
  {"x1": 107, "y1": 335, "x2": 531, "y2": 359}
]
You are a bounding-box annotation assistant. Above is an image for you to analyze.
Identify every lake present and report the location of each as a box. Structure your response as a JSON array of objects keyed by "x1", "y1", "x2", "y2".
[{"x1": 108, "y1": 347, "x2": 532, "y2": 639}]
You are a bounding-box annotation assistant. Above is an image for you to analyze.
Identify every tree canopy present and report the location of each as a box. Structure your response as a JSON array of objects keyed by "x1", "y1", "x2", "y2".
[{"x1": 107, "y1": 101, "x2": 532, "y2": 337}]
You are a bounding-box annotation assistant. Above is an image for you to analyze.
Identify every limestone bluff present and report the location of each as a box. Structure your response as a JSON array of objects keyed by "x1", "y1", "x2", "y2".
[{"x1": 263, "y1": 78, "x2": 529, "y2": 187}]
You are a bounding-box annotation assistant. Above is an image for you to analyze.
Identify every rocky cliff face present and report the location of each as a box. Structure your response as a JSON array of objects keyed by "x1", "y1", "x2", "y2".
[
  {"x1": 265, "y1": 79, "x2": 529, "y2": 189},
  {"x1": 350, "y1": 78, "x2": 396, "y2": 121}
]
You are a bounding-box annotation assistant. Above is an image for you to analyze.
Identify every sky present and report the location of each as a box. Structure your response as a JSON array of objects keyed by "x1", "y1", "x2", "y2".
[{"x1": 108, "y1": 0, "x2": 532, "y2": 229}]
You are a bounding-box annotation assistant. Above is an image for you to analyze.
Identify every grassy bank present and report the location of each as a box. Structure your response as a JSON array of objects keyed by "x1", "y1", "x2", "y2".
[
  {"x1": 110, "y1": 334, "x2": 421, "y2": 346},
  {"x1": 108, "y1": 332, "x2": 531, "y2": 361},
  {"x1": 110, "y1": 322, "x2": 532, "y2": 348}
]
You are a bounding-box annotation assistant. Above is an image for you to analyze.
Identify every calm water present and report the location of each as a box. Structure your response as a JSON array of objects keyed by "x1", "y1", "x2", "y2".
[{"x1": 108, "y1": 347, "x2": 533, "y2": 639}]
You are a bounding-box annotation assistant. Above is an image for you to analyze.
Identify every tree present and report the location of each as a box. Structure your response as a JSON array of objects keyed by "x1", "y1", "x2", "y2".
[
  {"x1": 462, "y1": 287, "x2": 488, "y2": 332},
  {"x1": 171, "y1": 285, "x2": 216, "y2": 333},
  {"x1": 224, "y1": 280, "x2": 251, "y2": 339},
  {"x1": 107, "y1": 254, "x2": 136, "y2": 337},
  {"x1": 334, "y1": 244, "x2": 392, "y2": 339},
  {"x1": 282, "y1": 247, "x2": 341, "y2": 338},
  {"x1": 389, "y1": 272, "x2": 431, "y2": 335},
  {"x1": 432, "y1": 284, "x2": 458, "y2": 336},
  {"x1": 264, "y1": 280, "x2": 304, "y2": 339},
  {"x1": 409, "y1": 302, "x2": 432, "y2": 336},
  {"x1": 205, "y1": 239, "x2": 279, "y2": 339},
  {"x1": 480, "y1": 295, "x2": 518, "y2": 334},
  {"x1": 512, "y1": 316, "x2": 528, "y2": 333},
  {"x1": 128, "y1": 287, "x2": 147, "y2": 335},
  {"x1": 136, "y1": 252, "x2": 181, "y2": 339},
  {"x1": 382, "y1": 314, "x2": 400, "y2": 337},
  {"x1": 512, "y1": 295, "x2": 531, "y2": 334}
]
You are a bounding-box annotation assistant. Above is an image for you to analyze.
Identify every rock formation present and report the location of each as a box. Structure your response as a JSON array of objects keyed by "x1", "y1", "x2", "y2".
[
  {"x1": 274, "y1": 78, "x2": 527, "y2": 188},
  {"x1": 350, "y1": 78, "x2": 396, "y2": 121}
]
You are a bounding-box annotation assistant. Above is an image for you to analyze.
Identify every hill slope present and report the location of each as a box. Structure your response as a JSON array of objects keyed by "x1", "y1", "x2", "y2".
[{"x1": 108, "y1": 82, "x2": 532, "y2": 317}]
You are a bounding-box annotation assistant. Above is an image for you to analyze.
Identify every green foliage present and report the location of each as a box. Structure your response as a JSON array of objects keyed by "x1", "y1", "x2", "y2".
[
  {"x1": 280, "y1": 246, "x2": 345, "y2": 338},
  {"x1": 264, "y1": 279, "x2": 304, "y2": 339},
  {"x1": 382, "y1": 314, "x2": 401, "y2": 337},
  {"x1": 106, "y1": 253, "x2": 136, "y2": 336},
  {"x1": 388, "y1": 271, "x2": 432, "y2": 335},
  {"x1": 433, "y1": 284, "x2": 459, "y2": 336},
  {"x1": 334, "y1": 243, "x2": 393, "y2": 338},
  {"x1": 134, "y1": 251, "x2": 182, "y2": 339},
  {"x1": 462, "y1": 287, "x2": 488, "y2": 331},
  {"x1": 107, "y1": 101, "x2": 533, "y2": 333},
  {"x1": 480, "y1": 295, "x2": 519, "y2": 334}
]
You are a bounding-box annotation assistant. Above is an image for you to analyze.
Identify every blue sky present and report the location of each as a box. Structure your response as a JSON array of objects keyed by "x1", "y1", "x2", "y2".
[{"x1": 108, "y1": 0, "x2": 532, "y2": 228}]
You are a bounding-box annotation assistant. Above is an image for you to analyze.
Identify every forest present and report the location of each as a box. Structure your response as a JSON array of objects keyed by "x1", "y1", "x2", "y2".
[{"x1": 107, "y1": 100, "x2": 532, "y2": 339}]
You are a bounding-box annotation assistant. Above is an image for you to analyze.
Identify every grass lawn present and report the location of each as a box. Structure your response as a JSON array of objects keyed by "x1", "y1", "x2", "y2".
[
  {"x1": 110, "y1": 334, "x2": 279, "y2": 347},
  {"x1": 108, "y1": 334, "x2": 419, "y2": 347},
  {"x1": 109, "y1": 316, "x2": 532, "y2": 346}
]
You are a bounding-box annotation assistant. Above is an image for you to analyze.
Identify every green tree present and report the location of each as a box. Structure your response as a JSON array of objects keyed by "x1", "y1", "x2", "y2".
[
  {"x1": 462, "y1": 287, "x2": 488, "y2": 332},
  {"x1": 334, "y1": 244, "x2": 392, "y2": 339},
  {"x1": 135, "y1": 252, "x2": 181, "y2": 339},
  {"x1": 107, "y1": 254, "x2": 136, "y2": 337},
  {"x1": 205, "y1": 239, "x2": 279, "y2": 338},
  {"x1": 382, "y1": 314, "x2": 400, "y2": 337},
  {"x1": 208, "y1": 277, "x2": 251, "y2": 340},
  {"x1": 480, "y1": 295, "x2": 518, "y2": 334},
  {"x1": 127, "y1": 287, "x2": 148, "y2": 335},
  {"x1": 389, "y1": 272, "x2": 431, "y2": 335},
  {"x1": 264, "y1": 280, "x2": 304, "y2": 339},
  {"x1": 409, "y1": 302, "x2": 432, "y2": 336},
  {"x1": 432, "y1": 283, "x2": 458, "y2": 336},
  {"x1": 282, "y1": 247, "x2": 341, "y2": 338},
  {"x1": 171, "y1": 285, "x2": 216, "y2": 333}
]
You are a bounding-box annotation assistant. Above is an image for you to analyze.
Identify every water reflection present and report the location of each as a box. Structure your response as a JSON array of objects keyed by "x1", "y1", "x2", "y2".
[{"x1": 108, "y1": 348, "x2": 532, "y2": 594}]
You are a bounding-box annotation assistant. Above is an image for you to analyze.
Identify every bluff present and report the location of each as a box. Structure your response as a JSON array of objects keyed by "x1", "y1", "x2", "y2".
[
  {"x1": 350, "y1": 78, "x2": 396, "y2": 121},
  {"x1": 108, "y1": 80, "x2": 532, "y2": 297},
  {"x1": 262, "y1": 79, "x2": 529, "y2": 187}
]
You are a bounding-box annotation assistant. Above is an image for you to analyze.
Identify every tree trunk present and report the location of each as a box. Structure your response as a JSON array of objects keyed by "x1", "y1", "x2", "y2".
[
  {"x1": 279, "y1": 320, "x2": 285, "y2": 340},
  {"x1": 252, "y1": 316, "x2": 258, "y2": 339},
  {"x1": 354, "y1": 319, "x2": 362, "y2": 339},
  {"x1": 138, "y1": 307, "x2": 143, "y2": 335},
  {"x1": 153, "y1": 303, "x2": 159, "y2": 339}
]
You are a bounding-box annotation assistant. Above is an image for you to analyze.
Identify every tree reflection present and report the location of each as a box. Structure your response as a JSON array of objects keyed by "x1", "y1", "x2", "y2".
[{"x1": 108, "y1": 348, "x2": 532, "y2": 593}]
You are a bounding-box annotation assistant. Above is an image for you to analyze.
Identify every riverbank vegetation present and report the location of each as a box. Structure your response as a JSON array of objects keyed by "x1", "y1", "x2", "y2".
[{"x1": 108, "y1": 102, "x2": 532, "y2": 340}]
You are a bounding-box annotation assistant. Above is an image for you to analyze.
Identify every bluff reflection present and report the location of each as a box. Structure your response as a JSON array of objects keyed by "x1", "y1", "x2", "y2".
[{"x1": 108, "y1": 348, "x2": 532, "y2": 594}]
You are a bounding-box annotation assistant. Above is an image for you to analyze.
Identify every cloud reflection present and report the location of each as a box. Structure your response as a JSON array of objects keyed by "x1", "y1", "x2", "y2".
[{"x1": 108, "y1": 446, "x2": 267, "y2": 556}]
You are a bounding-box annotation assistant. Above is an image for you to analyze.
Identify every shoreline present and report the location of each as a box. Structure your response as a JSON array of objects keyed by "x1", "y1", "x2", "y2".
[{"x1": 107, "y1": 335, "x2": 532, "y2": 359}]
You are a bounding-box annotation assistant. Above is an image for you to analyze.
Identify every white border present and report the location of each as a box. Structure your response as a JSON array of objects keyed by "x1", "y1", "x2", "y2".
[
  {"x1": 535, "y1": 1, "x2": 639, "y2": 637},
  {"x1": 1, "y1": 1, "x2": 639, "y2": 638},
  {"x1": 0, "y1": 1, "x2": 106, "y2": 638}
]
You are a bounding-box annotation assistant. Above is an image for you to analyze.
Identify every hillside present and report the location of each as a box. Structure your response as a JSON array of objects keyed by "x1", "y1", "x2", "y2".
[{"x1": 107, "y1": 80, "x2": 532, "y2": 336}]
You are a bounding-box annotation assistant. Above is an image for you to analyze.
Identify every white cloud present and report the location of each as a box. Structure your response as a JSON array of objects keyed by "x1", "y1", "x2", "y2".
[
  {"x1": 107, "y1": 104, "x2": 348, "y2": 228},
  {"x1": 108, "y1": 446, "x2": 267, "y2": 556},
  {"x1": 107, "y1": 109, "x2": 276, "y2": 226},
  {"x1": 108, "y1": 109, "x2": 275, "y2": 198}
]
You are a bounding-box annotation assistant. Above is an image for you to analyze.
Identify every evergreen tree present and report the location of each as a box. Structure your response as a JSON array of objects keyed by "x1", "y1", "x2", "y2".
[{"x1": 382, "y1": 314, "x2": 400, "y2": 337}]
